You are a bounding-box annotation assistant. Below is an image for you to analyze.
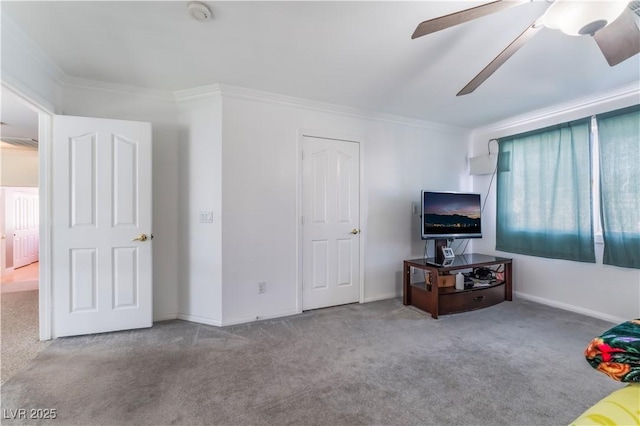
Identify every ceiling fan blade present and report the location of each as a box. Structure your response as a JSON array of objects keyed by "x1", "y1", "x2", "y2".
[
  {"x1": 412, "y1": 1, "x2": 528, "y2": 39},
  {"x1": 457, "y1": 21, "x2": 543, "y2": 96},
  {"x1": 593, "y1": 9, "x2": 640, "y2": 66}
]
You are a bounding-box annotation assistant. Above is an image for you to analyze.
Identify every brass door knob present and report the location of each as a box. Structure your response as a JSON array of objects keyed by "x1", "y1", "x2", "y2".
[
  {"x1": 132, "y1": 233, "x2": 148, "y2": 242},
  {"x1": 350, "y1": 229, "x2": 361, "y2": 235}
]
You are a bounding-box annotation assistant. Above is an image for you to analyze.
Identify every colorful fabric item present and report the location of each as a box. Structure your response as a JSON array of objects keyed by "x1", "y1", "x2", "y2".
[{"x1": 585, "y1": 319, "x2": 640, "y2": 383}]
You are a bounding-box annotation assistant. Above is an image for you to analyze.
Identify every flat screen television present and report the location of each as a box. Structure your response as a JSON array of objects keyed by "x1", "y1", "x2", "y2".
[{"x1": 421, "y1": 190, "x2": 482, "y2": 240}]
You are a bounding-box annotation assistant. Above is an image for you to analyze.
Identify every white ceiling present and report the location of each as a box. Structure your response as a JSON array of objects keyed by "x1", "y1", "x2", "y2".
[
  {"x1": 2, "y1": 1, "x2": 639, "y2": 129},
  {"x1": 1, "y1": 87, "x2": 39, "y2": 149}
]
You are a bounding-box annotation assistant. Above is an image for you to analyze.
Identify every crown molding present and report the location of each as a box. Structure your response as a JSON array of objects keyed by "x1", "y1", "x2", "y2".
[
  {"x1": 174, "y1": 84, "x2": 222, "y2": 103},
  {"x1": 62, "y1": 75, "x2": 175, "y2": 102},
  {"x1": 172, "y1": 83, "x2": 469, "y2": 134},
  {"x1": 1, "y1": 14, "x2": 66, "y2": 87},
  {"x1": 1, "y1": 14, "x2": 61, "y2": 113},
  {"x1": 214, "y1": 84, "x2": 470, "y2": 135},
  {"x1": 472, "y1": 82, "x2": 640, "y2": 136},
  {"x1": 60, "y1": 77, "x2": 466, "y2": 135},
  {"x1": 1, "y1": 75, "x2": 56, "y2": 114}
]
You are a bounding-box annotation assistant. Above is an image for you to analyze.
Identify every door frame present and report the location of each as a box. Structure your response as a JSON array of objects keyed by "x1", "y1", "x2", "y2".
[
  {"x1": 296, "y1": 129, "x2": 366, "y2": 314},
  {"x1": 38, "y1": 112, "x2": 52, "y2": 340},
  {"x1": 1, "y1": 82, "x2": 53, "y2": 340}
]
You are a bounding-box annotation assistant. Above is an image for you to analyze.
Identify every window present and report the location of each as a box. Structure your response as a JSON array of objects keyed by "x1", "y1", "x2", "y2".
[
  {"x1": 596, "y1": 105, "x2": 640, "y2": 269},
  {"x1": 496, "y1": 118, "x2": 596, "y2": 263},
  {"x1": 495, "y1": 105, "x2": 640, "y2": 269}
]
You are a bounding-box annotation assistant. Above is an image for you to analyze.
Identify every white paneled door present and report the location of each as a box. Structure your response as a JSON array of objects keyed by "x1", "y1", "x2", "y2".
[
  {"x1": 302, "y1": 136, "x2": 360, "y2": 310},
  {"x1": 52, "y1": 116, "x2": 152, "y2": 337},
  {"x1": 12, "y1": 189, "x2": 39, "y2": 269}
]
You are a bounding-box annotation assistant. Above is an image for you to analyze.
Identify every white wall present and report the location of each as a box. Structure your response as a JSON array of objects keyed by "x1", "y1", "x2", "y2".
[
  {"x1": 470, "y1": 85, "x2": 640, "y2": 323},
  {"x1": 219, "y1": 91, "x2": 470, "y2": 325},
  {"x1": 175, "y1": 95, "x2": 223, "y2": 325},
  {"x1": 60, "y1": 85, "x2": 470, "y2": 328},
  {"x1": 1, "y1": 15, "x2": 61, "y2": 113},
  {"x1": 62, "y1": 85, "x2": 182, "y2": 322},
  {"x1": 1, "y1": 149, "x2": 38, "y2": 187}
]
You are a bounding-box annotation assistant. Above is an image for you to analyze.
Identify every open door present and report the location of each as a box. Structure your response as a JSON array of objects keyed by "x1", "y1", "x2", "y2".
[
  {"x1": 52, "y1": 115, "x2": 152, "y2": 337},
  {"x1": 11, "y1": 188, "x2": 39, "y2": 269}
]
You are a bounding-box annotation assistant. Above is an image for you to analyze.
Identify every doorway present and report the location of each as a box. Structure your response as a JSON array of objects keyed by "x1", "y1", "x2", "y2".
[
  {"x1": 0, "y1": 86, "x2": 48, "y2": 383},
  {"x1": 1, "y1": 88, "x2": 40, "y2": 289}
]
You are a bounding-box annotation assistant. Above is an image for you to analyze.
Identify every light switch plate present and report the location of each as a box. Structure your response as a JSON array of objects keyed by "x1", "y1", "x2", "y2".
[{"x1": 200, "y1": 211, "x2": 213, "y2": 223}]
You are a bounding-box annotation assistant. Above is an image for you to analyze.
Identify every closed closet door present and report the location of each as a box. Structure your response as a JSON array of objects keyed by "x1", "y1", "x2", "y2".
[{"x1": 301, "y1": 136, "x2": 360, "y2": 310}]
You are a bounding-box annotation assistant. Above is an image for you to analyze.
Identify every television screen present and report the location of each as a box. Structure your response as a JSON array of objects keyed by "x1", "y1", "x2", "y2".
[{"x1": 421, "y1": 191, "x2": 482, "y2": 240}]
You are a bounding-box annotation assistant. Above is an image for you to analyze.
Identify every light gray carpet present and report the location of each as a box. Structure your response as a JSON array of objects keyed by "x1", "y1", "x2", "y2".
[
  {"x1": 1, "y1": 290, "x2": 50, "y2": 385},
  {"x1": 0, "y1": 298, "x2": 622, "y2": 425}
]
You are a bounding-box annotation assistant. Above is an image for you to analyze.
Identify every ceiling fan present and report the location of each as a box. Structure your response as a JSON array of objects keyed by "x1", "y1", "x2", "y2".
[{"x1": 412, "y1": 0, "x2": 640, "y2": 96}]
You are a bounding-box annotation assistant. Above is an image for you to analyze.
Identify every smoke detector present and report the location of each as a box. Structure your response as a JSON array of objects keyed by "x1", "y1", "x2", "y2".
[{"x1": 188, "y1": 2, "x2": 212, "y2": 21}]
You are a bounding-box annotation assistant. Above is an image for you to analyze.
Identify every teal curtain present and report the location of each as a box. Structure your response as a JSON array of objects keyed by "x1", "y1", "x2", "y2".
[
  {"x1": 597, "y1": 105, "x2": 640, "y2": 269},
  {"x1": 496, "y1": 118, "x2": 595, "y2": 262}
]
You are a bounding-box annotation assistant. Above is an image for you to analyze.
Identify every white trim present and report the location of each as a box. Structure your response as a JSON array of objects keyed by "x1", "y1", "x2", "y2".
[
  {"x1": 296, "y1": 134, "x2": 303, "y2": 315},
  {"x1": 153, "y1": 313, "x2": 179, "y2": 322},
  {"x1": 174, "y1": 84, "x2": 222, "y2": 103},
  {"x1": 38, "y1": 113, "x2": 53, "y2": 340},
  {"x1": 363, "y1": 293, "x2": 399, "y2": 303},
  {"x1": 61, "y1": 76, "x2": 464, "y2": 138},
  {"x1": 514, "y1": 291, "x2": 623, "y2": 325},
  {"x1": 177, "y1": 313, "x2": 222, "y2": 327},
  {"x1": 1, "y1": 78, "x2": 57, "y2": 118},
  {"x1": 0, "y1": 14, "x2": 66, "y2": 87},
  {"x1": 62, "y1": 75, "x2": 175, "y2": 102},
  {"x1": 472, "y1": 82, "x2": 640, "y2": 136},
  {"x1": 296, "y1": 130, "x2": 366, "y2": 313},
  {"x1": 30, "y1": 68, "x2": 466, "y2": 135},
  {"x1": 181, "y1": 83, "x2": 469, "y2": 134},
  {"x1": 358, "y1": 137, "x2": 366, "y2": 306},
  {"x1": 221, "y1": 308, "x2": 300, "y2": 327},
  {"x1": 0, "y1": 86, "x2": 55, "y2": 341},
  {"x1": 58, "y1": 77, "x2": 469, "y2": 135}
]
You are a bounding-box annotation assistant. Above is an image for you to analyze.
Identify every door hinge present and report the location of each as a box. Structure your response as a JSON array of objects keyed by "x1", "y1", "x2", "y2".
[
  {"x1": 301, "y1": 216, "x2": 304, "y2": 225},
  {"x1": 301, "y1": 151, "x2": 304, "y2": 160}
]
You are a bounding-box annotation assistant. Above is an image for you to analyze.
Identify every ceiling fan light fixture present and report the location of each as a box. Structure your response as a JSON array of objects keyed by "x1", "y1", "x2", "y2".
[{"x1": 543, "y1": 0, "x2": 628, "y2": 36}]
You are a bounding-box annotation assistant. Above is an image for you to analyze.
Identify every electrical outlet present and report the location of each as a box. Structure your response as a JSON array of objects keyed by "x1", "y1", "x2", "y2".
[{"x1": 258, "y1": 282, "x2": 266, "y2": 294}]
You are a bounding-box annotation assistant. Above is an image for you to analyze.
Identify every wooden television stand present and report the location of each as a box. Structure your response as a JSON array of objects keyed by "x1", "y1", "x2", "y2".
[{"x1": 403, "y1": 253, "x2": 512, "y2": 319}]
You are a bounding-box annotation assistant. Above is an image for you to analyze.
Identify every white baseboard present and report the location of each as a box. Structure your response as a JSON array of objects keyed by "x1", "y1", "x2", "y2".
[
  {"x1": 514, "y1": 291, "x2": 624, "y2": 324},
  {"x1": 177, "y1": 313, "x2": 222, "y2": 327},
  {"x1": 362, "y1": 292, "x2": 399, "y2": 303},
  {"x1": 221, "y1": 308, "x2": 299, "y2": 327},
  {"x1": 153, "y1": 313, "x2": 178, "y2": 322}
]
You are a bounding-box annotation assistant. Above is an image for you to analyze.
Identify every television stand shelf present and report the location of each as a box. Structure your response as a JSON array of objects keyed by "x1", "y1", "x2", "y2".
[{"x1": 403, "y1": 254, "x2": 512, "y2": 319}]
